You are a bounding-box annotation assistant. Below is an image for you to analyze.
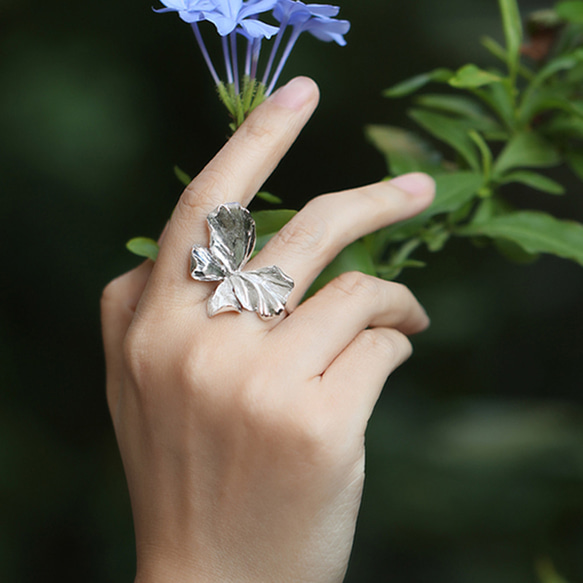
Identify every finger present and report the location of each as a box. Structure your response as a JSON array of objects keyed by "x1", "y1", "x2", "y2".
[
  {"x1": 269, "y1": 272, "x2": 429, "y2": 378},
  {"x1": 248, "y1": 173, "x2": 435, "y2": 309},
  {"x1": 152, "y1": 77, "x2": 320, "y2": 292},
  {"x1": 321, "y1": 327, "x2": 413, "y2": 424},
  {"x1": 101, "y1": 262, "x2": 152, "y2": 407}
]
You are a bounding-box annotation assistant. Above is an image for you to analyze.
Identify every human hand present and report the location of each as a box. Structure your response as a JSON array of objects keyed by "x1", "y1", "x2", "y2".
[{"x1": 101, "y1": 77, "x2": 435, "y2": 583}]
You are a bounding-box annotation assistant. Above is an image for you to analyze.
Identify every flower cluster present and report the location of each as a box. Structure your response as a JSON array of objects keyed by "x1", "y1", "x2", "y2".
[{"x1": 156, "y1": 0, "x2": 350, "y2": 128}]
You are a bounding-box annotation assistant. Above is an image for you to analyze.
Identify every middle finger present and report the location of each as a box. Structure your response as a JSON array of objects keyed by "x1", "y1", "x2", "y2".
[{"x1": 248, "y1": 173, "x2": 435, "y2": 311}]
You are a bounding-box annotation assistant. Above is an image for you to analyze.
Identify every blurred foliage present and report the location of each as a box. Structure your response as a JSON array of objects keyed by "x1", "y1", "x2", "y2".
[{"x1": 1, "y1": 1, "x2": 583, "y2": 583}]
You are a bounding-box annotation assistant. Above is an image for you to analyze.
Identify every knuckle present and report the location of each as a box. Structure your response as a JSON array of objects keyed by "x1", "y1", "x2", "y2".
[
  {"x1": 121, "y1": 323, "x2": 148, "y2": 380},
  {"x1": 363, "y1": 329, "x2": 412, "y2": 360},
  {"x1": 271, "y1": 210, "x2": 330, "y2": 257},
  {"x1": 100, "y1": 274, "x2": 129, "y2": 313},
  {"x1": 236, "y1": 113, "x2": 277, "y2": 145},
  {"x1": 330, "y1": 271, "x2": 379, "y2": 299},
  {"x1": 177, "y1": 167, "x2": 233, "y2": 215}
]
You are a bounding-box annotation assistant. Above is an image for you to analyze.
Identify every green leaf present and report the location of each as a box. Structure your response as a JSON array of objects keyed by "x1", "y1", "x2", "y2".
[
  {"x1": 527, "y1": 48, "x2": 583, "y2": 90},
  {"x1": 415, "y1": 94, "x2": 503, "y2": 134},
  {"x1": 408, "y1": 109, "x2": 481, "y2": 170},
  {"x1": 126, "y1": 237, "x2": 159, "y2": 261},
  {"x1": 449, "y1": 64, "x2": 503, "y2": 88},
  {"x1": 474, "y1": 82, "x2": 516, "y2": 130},
  {"x1": 251, "y1": 209, "x2": 296, "y2": 252},
  {"x1": 308, "y1": 240, "x2": 376, "y2": 296},
  {"x1": 519, "y1": 89, "x2": 583, "y2": 126},
  {"x1": 565, "y1": 148, "x2": 583, "y2": 180},
  {"x1": 256, "y1": 191, "x2": 283, "y2": 205},
  {"x1": 500, "y1": 170, "x2": 565, "y2": 194},
  {"x1": 378, "y1": 171, "x2": 484, "y2": 243},
  {"x1": 469, "y1": 130, "x2": 493, "y2": 181},
  {"x1": 365, "y1": 124, "x2": 441, "y2": 176},
  {"x1": 383, "y1": 68, "x2": 453, "y2": 98},
  {"x1": 458, "y1": 210, "x2": 583, "y2": 266},
  {"x1": 498, "y1": 0, "x2": 524, "y2": 80},
  {"x1": 493, "y1": 132, "x2": 561, "y2": 176},
  {"x1": 174, "y1": 165, "x2": 192, "y2": 187},
  {"x1": 541, "y1": 114, "x2": 583, "y2": 139},
  {"x1": 535, "y1": 557, "x2": 571, "y2": 583},
  {"x1": 495, "y1": 238, "x2": 539, "y2": 264},
  {"x1": 556, "y1": 1, "x2": 583, "y2": 24}
]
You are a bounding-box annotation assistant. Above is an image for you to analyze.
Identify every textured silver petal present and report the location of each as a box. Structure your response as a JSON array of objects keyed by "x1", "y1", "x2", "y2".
[
  {"x1": 230, "y1": 267, "x2": 294, "y2": 319},
  {"x1": 207, "y1": 203, "x2": 255, "y2": 273},
  {"x1": 190, "y1": 246, "x2": 227, "y2": 281},
  {"x1": 207, "y1": 278, "x2": 242, "y2": 317}
]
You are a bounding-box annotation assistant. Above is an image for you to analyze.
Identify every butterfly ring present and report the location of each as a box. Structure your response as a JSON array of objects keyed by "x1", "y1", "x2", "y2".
[{"x1": 190, "y1": 202, "x2": 294, "y2": 319}]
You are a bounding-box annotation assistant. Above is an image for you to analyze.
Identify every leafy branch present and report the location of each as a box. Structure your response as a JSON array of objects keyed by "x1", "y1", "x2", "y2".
[{"x1": 128, "y1": 0, "x2": 583, "y2": 299}]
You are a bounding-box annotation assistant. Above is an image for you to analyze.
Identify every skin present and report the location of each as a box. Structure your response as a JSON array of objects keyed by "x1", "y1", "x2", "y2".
[{"x1": 101, "y1": 76, "x2": 435, "y2": 583}]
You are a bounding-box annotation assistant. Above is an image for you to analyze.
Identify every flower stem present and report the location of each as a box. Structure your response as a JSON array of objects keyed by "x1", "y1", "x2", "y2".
[
  {"x1": 191, "y1": 23, "x2": 220, "y2": 86},
  {"x1": 262, "y1": 18, "x2": 288, "y2": 85},
  {"x1": 244, "y1": 37, "x2": 252, "y2": 77},
  {"x1": 221, "y1": 36, "x2": 234, "y2": 85},
  {"x1": 230, "y1": 32, "x2": 240, "y2": 94},
  {"x1": 266, "y1": 27, "x2": 301, "y2": 95},
  {"x1": 251, "y1": 37, "x2": 261, "y2": 80}
]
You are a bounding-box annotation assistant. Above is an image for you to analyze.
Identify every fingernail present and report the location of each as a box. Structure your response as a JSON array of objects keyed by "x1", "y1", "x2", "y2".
[
  {"x1": 269, "y1": 77, "x2": 317, "y2": 111},
  {"x1": 389, "y1": 173, "x2": 435, "y2": 197}
]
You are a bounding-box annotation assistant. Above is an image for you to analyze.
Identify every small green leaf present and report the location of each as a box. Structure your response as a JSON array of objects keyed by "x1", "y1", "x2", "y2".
[
  {"x1": 252, "y1": 209, "x2": 296, "y2": 252},
  {"x1": 458, "y1": 210, "x2": 583, "y2": 266},
  {"x1": 408, "y1": 109, "x2": 481, "y2": 170},
  {"x1": 493, "y1": 132, "x2": 561, "y2": 176},
  {"x1": 174, "y1": 165, "x2": 192, "y2": 187},
  {"x1": 556, "y1": 1, "x2": 583, "y2": 24},
  {"x1": 449, "y1": 64, "x2": 503, "y2": 88},
  {"x1": 365, "y1": 124, "x2": 441, "y2": 176},
  {"x1": 383, "y1": 68, "x2": 453, "y2": 98},
  {"x1": 252, "y1": 209, "x2": 296, "y2": 236},
  {"x1": 308, "y1": 241, "x2": 376, "y2": 295},
  {"x1": 415, "y1": 94, "x2": 502, "y2": 132},
  {"x1": 256, "y1": 191, "x2": 283, "y2": 205},
  {"x1": 498, "y1": 0, "x2": 524, "y2": 80},
  {"x1": 126, "y1": 237, "x2": 160, "y2": 261},
  {"x1": 500, "y1": 170, "x2": 565, "y2": 194}
]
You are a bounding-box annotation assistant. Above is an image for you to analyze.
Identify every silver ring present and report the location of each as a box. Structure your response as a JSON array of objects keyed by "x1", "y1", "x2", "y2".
[{"x1": 190, "y1": 202, "x2": 294, "y2": 319}]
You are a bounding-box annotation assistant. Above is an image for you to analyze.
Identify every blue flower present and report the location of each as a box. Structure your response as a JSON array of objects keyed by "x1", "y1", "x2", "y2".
[
  {"x1": 300, "y1": 14, "x2": 350, "y2": 45},
  {"x1": 273, "y1": 0, "x2": 349, "y2": 44},
  {"x1": 264, "y1": 0, "x2": 349, "y2": 93},
  {"x1": 155, "y1": 0, "x2": 350, "y2": 128},
  {"x1": 204, "y1": 0, "x2": 280, "y2": 38},
  {"x1": 155, "y1": 0, "x2": 216, "y2": 23},
  {"x1": 273, "y1": 0, "x2": 339, "y2": 26}
]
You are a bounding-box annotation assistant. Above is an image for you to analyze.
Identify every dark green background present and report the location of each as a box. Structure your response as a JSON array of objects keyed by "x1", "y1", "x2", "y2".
[{"x1": 2, "y1": 0, "x2": 583, "y2": 581}]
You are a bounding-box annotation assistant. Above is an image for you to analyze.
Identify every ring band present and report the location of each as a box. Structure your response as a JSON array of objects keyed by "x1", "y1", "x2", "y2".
[{"x1": 190, "y1": 202, "x2": 294, "y2": 319}]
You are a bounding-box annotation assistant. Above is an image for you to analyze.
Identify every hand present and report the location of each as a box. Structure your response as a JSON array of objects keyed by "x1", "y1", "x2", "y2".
[{"x1": 101, "y1": 77, "x2": 435, "y2": 583}]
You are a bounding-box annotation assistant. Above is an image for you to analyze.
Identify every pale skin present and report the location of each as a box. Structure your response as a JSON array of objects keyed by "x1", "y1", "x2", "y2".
[{"x1": 101, "y1": 76, "x2": 436, "y2": 583}]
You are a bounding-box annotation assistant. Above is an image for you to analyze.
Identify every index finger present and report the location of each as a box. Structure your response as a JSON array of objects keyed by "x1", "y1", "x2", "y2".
[{"x1": 153, "y1": 77, "x2": 320, "y2": 290}]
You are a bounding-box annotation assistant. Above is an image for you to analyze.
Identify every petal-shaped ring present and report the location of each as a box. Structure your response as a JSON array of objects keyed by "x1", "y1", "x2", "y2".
[{"x1": 190, "y1": 203, "x2": 294, "y2": 319}]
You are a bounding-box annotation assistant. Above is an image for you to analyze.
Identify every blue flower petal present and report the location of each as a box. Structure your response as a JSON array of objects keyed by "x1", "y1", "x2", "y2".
[
  {"x1": 303, "y1": 16, "x2": 350, "y2": 45},
  {"x1": 240, "y1": 19, "x2": 279, "y2": 39}
]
